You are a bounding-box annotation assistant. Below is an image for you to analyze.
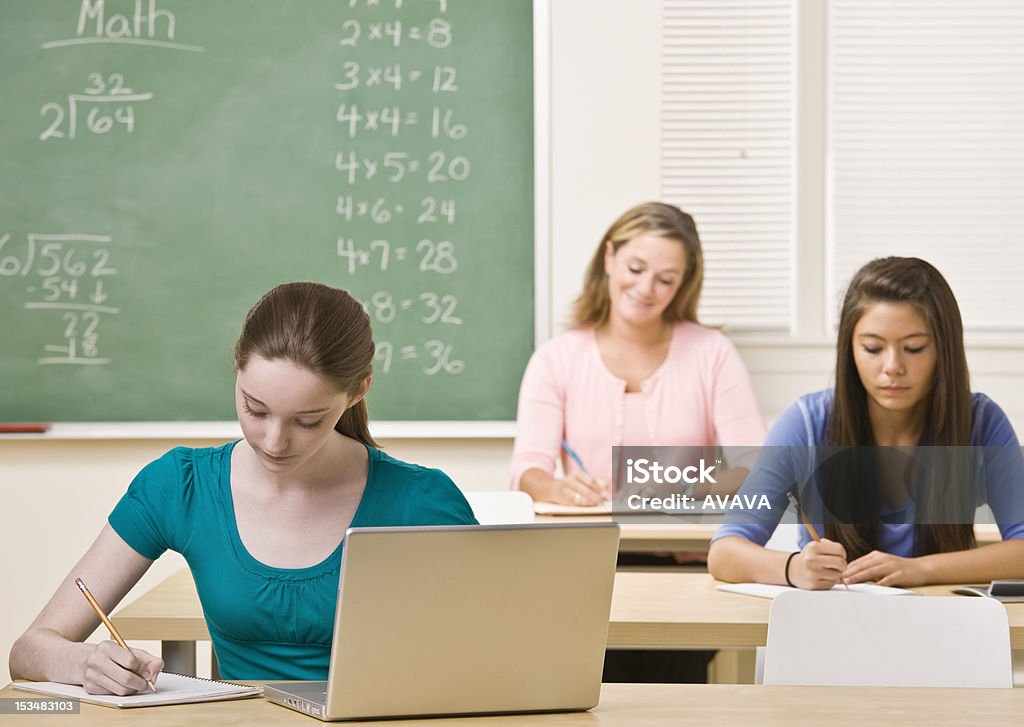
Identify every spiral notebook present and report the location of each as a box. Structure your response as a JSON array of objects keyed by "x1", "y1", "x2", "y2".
[{"x1": 13, "y1": 672, "x2": 260, "y2": 709}]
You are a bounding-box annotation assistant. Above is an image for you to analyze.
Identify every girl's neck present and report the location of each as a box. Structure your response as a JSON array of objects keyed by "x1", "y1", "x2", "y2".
[
  {"x1": 244, "y1": 433, "x2": 357, "y2": 494},
  {"x1": 867, "y1": 400, "x2": 928, "y2": 446},
  {"x1": 599, "y1": 314, "x2": 673, "y2": 348}
]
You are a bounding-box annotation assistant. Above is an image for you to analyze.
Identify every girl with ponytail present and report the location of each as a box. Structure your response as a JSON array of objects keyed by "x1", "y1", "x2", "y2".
[{"x1": 11, "y1": 282, "x2": 476, "y2": 690}]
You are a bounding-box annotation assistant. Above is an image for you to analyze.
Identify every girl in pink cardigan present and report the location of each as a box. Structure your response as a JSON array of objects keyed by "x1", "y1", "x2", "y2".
[{"x1": 511, "y1": 202, "x2": 766, "y2": 505}]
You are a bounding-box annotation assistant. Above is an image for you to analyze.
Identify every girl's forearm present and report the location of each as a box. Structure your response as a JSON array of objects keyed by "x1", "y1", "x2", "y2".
[{"x1": 918, "y1": 539, "x2": 1024, "y2": 584}]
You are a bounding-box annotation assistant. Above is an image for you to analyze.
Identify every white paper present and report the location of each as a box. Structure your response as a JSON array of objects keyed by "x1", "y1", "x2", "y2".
[{"x1": 716, "y1": 582, "x2": 916, "y2": 599}]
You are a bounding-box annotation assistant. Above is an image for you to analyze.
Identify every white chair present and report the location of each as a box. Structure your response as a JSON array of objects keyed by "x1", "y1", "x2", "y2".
[
  {"x1": 762, "y1": 590, "x2": 1012, "y2": 688},
  {"x1": 764, "y1": 524, "x2": 801, "y2": 553},
  {"x1": 463, "y1": 490, "x2": 536, "y2": 525}
]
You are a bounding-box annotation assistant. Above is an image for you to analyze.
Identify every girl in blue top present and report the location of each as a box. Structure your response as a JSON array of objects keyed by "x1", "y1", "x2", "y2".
[
  {"x1": 10, "y1": 282, "x2": 476, "y2": 692},
  {"x1": 708, "y1": 257, "x2": 1024, "y2": 590}
]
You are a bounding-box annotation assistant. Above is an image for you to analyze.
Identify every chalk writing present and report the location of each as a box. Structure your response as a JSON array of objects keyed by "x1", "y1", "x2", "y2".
[{"x1": 42, "y1": 0, "x2": 205, "y2": 52}]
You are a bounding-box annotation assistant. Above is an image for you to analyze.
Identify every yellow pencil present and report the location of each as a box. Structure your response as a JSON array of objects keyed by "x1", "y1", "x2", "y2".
[
  {"x1": 786, "y1": 492, "x2": 850, "y2": 590},
  {"x1": 75, "y1": 578, "x2": 157, "y2": 693}
]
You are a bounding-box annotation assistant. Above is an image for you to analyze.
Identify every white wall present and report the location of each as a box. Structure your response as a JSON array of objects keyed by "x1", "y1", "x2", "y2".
[
  {"x1": 3, "y1": 0, "x2": 1023, "y2": 684},
  {"x1": 548, "y1": 0, "x2": 661, "y2": 330}
]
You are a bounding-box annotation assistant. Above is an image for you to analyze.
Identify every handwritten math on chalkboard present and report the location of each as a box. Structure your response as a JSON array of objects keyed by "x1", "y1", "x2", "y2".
[{"x1": 0, "y1": 0, "x2": 536, "y2": 422}]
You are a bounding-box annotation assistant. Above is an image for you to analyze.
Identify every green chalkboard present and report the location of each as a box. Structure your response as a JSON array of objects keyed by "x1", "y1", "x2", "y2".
[{"x1": 0, "y1": 0, "x2": 535, "y2": 422}]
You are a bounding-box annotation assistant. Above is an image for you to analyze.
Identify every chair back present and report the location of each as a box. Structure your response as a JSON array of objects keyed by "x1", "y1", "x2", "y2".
[
  {"x1": 763, "y1": 590, "x2": 1012, "y2": 687},
  {"x1": 463, "y1": 490, "x2": 536, "y2": 524}
]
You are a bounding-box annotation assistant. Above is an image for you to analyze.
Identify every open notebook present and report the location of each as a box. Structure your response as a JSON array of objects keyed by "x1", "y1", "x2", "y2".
[
  {"x1": 716, "y1": 582, "x2": 916, "y2": 599},
  {"x1": 13, "y1": 672, "x2": 260, "y2": 709}
]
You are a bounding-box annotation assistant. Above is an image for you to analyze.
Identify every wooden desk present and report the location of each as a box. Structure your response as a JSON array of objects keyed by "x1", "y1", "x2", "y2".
[
  {"x1": 612, "y1": 522, "x2": 720, "y2": 553},
  {"x1": 535, "y1": 515, "x2": 719, "y2": 552},
  {"x1": 535, "y1": 517, "x2": 1001, "y2": 554},
  {"x1": 112, "y1": 569, "x2": 1024, "y2": 676},
  {"x1": 611, "y1": 572, "x2": 1024, "y2": 650},
  {"x1": 3, "y1": 682, "x2": 1023, "y2": 726}
]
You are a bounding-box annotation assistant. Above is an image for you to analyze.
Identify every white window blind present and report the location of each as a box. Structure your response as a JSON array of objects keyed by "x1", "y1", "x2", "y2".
[
  {"x1": 660, "y1": 0, "x2": 794, "y2": 331},
  {"x1": 829, "y1": 0, "x2": 1024, "y2": 334}
]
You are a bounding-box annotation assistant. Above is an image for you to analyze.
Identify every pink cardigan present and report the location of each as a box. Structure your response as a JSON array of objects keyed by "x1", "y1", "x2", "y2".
[{"x1": 510, "y1": 323, "x2": 766, "y2": 488}]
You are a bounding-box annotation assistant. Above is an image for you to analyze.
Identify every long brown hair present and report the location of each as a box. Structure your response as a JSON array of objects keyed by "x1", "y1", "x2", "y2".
[
  {"x1": 234, "y1": 282, "x2": 378, "y2": 447},
  {"x1": 824, "y1": 257, "x2": 974, "y2": 557},
  {"x1": 571, "y1": 202, "x2": 704, "y2": 327}
]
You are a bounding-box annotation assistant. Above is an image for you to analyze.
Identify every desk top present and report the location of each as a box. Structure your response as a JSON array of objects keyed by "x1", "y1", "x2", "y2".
[
  {"x1": 3, "y1": 682, "x2": 1022, "y2": 726},
  {"x1": 535, "y1": 518, "x2": 1000, "y2": 553},
  {"x1": 112, "y1": 569, "x2": 1024, "y2": 650},
  {"x1": 534, "y1": 516, "x2": 718, "y2": 552}
]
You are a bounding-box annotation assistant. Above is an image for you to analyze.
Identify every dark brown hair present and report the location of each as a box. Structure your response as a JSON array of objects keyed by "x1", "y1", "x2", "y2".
[
  {"x1": 234, "y1": 282, "x2": 377, "y2": 447},
  {"x1": 824, "y1": 257, "x2": 973, "y2": 557},
  {"x1": 571, "y1": 202, "x2": 704, "y2": 327}
]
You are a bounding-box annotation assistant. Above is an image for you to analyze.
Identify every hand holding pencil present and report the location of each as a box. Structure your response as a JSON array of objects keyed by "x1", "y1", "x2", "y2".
[
  {"x1": 75, "y1": 578, "x2": 163, "y2": 695},
  {"x1": 559, "y1": 440, "x2": 608, "y2": 505},
  {"x1": 784, "y1": 493, "x2": 850, "y2": 591}
]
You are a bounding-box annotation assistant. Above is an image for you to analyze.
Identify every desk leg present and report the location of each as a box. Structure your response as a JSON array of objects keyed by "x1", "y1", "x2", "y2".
[
  {"x1": 707, "y1": 649, "x2": 756, "y2": 684},
  {"x1": 161, "y1": 641, "x2": 197, "y2": 676}
]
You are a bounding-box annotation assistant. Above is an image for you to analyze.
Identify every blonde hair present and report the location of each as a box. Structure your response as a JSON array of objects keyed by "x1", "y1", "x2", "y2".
[{"x1": 571, "y1": 202, "x2": 704, "y2": 327}]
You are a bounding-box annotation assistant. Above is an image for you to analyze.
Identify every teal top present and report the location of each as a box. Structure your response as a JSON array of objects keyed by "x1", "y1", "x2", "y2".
[{"x1": 108, "y1": 442, "x2": 477, "y2": 680}]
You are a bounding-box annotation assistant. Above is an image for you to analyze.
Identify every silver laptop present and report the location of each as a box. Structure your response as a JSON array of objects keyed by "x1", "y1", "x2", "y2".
[{"x1": 264, "y1": 522, "x2": 620, "y2": 721}]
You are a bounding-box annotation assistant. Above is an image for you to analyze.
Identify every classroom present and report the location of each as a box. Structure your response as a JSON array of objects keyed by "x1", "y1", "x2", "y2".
[{"x1": 3, "y1": 0, "x2": 1024, "y2": 720}]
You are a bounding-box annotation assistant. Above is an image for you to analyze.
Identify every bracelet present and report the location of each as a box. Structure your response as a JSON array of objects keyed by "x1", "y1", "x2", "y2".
[{"x1": 784, "y1": 551, "x2": 799, "y2": 588}]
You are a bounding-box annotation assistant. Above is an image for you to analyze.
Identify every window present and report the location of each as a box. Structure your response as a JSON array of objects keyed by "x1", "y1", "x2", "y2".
[
  {"x1": 662, "y1": 0, "x2": 794, "y2": 332},
  {"x1": 662, "y1": 0, "x2": 1024, "y2": 337},
  {"x1": 828, "y1": 0, "x2": 1024, "y2": 333}
]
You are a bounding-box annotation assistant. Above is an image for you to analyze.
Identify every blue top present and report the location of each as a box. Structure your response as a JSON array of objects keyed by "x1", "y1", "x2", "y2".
[
  {"x1": 108, "y1": 442, "x2": 477, "y2": 680},
  {"x1": 712, "y1": 390, "x2": 1024, "y2": 554}
]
